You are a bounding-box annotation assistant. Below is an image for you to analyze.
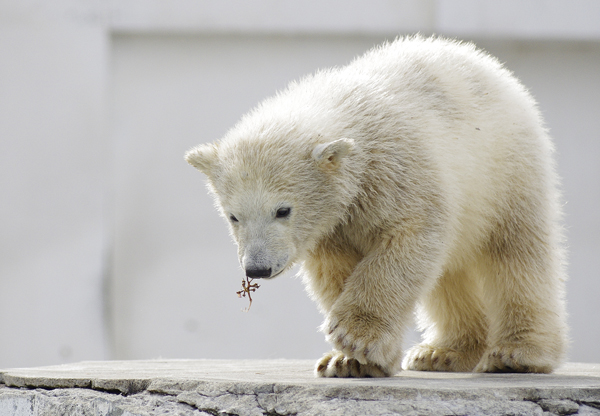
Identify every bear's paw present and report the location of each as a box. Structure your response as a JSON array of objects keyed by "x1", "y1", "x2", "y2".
[
  {"x1": 402, "y1": 344, "x2": 481, "y2": 372},
  {"x1": 315, "y1": 351, "x2": 391, "y2": 378},
  {"x1": 474, "y1": 343, "x2": 556, "y2": 373},
  {"x1": 323, "y1": 313, "x2": 402, "y2": 373}
]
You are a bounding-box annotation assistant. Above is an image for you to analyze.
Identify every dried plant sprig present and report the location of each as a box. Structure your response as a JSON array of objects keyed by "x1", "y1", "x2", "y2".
[{"x1": 236, "y1": 275, "x2": 260, "y2": 312}]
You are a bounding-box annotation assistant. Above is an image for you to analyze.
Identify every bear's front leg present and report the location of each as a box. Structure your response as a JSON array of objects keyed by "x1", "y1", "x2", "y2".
[{"x1": 315, "y1": 234, "x2": 442, "y2": 378}]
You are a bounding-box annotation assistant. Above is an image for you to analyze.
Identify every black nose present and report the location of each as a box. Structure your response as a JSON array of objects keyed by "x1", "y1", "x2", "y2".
[{"x1": 245, "y1": 268, "x2": 272, "y2": 278}]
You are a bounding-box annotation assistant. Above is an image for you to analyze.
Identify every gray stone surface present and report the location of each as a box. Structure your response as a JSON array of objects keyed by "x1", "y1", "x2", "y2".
[{"x1": 1, "y1": 360, "x2": 600, "y2": 415}]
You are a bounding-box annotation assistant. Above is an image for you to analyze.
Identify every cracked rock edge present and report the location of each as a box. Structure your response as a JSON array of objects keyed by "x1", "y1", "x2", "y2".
[{"x1": 2, "y1": 377, "x2": 600, "y2": 415}]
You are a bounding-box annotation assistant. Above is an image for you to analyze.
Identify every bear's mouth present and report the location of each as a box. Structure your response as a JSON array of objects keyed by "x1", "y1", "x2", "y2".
[
  {"x1": 256, "y1": 268, "x2": 285, "y2": 280},
  {"x1": 263, "y1": 261, "x2": 295, "y2": 280},
  {"x1": 242, "y1": 257, "x2": 294, "y2": 280}
]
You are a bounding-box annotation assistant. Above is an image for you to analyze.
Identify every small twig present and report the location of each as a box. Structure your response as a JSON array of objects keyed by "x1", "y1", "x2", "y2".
[{"x1": 236, "y1": 275, "x2": 260, "y2": 312}]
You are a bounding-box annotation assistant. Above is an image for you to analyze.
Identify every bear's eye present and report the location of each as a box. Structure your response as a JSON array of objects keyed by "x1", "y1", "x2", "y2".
[
  {"x1": 275, "y1": 207, "x2": 291, "y2": 218},
  {"x1": 229, "y1": 214, "x2": 239, "y2": 223}
]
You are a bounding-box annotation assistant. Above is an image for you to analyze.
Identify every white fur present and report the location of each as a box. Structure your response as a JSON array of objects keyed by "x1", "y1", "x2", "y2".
[{"x1": 186, "y1": 36, "x2": 567, "y2": 377}]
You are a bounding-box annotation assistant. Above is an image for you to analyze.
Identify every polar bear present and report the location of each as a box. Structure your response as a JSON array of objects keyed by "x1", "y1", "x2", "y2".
[{"x1": 185, "y1": 36, "x2": 567, "y2": 377}]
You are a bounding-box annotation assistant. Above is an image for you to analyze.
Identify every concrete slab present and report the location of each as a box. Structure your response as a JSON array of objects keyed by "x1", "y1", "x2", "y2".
[{"x1": 1, "y1": 360, "x2": 600, "y2": 415}]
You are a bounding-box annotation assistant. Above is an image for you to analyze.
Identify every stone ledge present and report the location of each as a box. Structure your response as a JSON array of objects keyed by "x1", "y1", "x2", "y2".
[{"x1": 1, "y1": 360, "x2": 599, "y2": 415}]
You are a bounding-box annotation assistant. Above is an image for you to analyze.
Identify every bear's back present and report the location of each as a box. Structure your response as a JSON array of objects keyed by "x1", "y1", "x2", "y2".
[{"x1": 223, "y1": 37, "x2": 557, "y2": 261}]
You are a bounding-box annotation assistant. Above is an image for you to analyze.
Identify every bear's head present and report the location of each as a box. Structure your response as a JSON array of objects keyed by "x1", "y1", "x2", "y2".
[{"x1": 185, "y1": 136, "x2": 357, "y2": 279}]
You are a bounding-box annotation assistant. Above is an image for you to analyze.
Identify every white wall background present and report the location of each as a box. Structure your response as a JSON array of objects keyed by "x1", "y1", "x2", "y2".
[{"x1": 1, "y1": 0, "x2": 599, "y2": 369}]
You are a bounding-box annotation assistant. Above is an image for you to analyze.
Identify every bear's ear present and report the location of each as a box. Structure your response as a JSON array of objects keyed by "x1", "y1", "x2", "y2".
[
  {"x1": 311, "y1": 138, "x2": 355, "y2": 170},
  {"x1": 185, "y1": 143, "x2": 218, "y2": 176}
]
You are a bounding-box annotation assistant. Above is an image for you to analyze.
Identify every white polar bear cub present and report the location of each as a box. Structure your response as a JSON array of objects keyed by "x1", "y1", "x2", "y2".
[{"x1": 186, "y1": 36, "x2": 567, "y2": 377}]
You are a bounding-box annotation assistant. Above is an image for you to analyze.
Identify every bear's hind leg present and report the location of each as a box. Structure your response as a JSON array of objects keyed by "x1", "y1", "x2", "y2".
[
  {"x1": 403, "y1": 267, "x2": 488, "y2": 372},
  {"x1": 473, "y1": 211, "x2": 567, "y2": 373}
]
